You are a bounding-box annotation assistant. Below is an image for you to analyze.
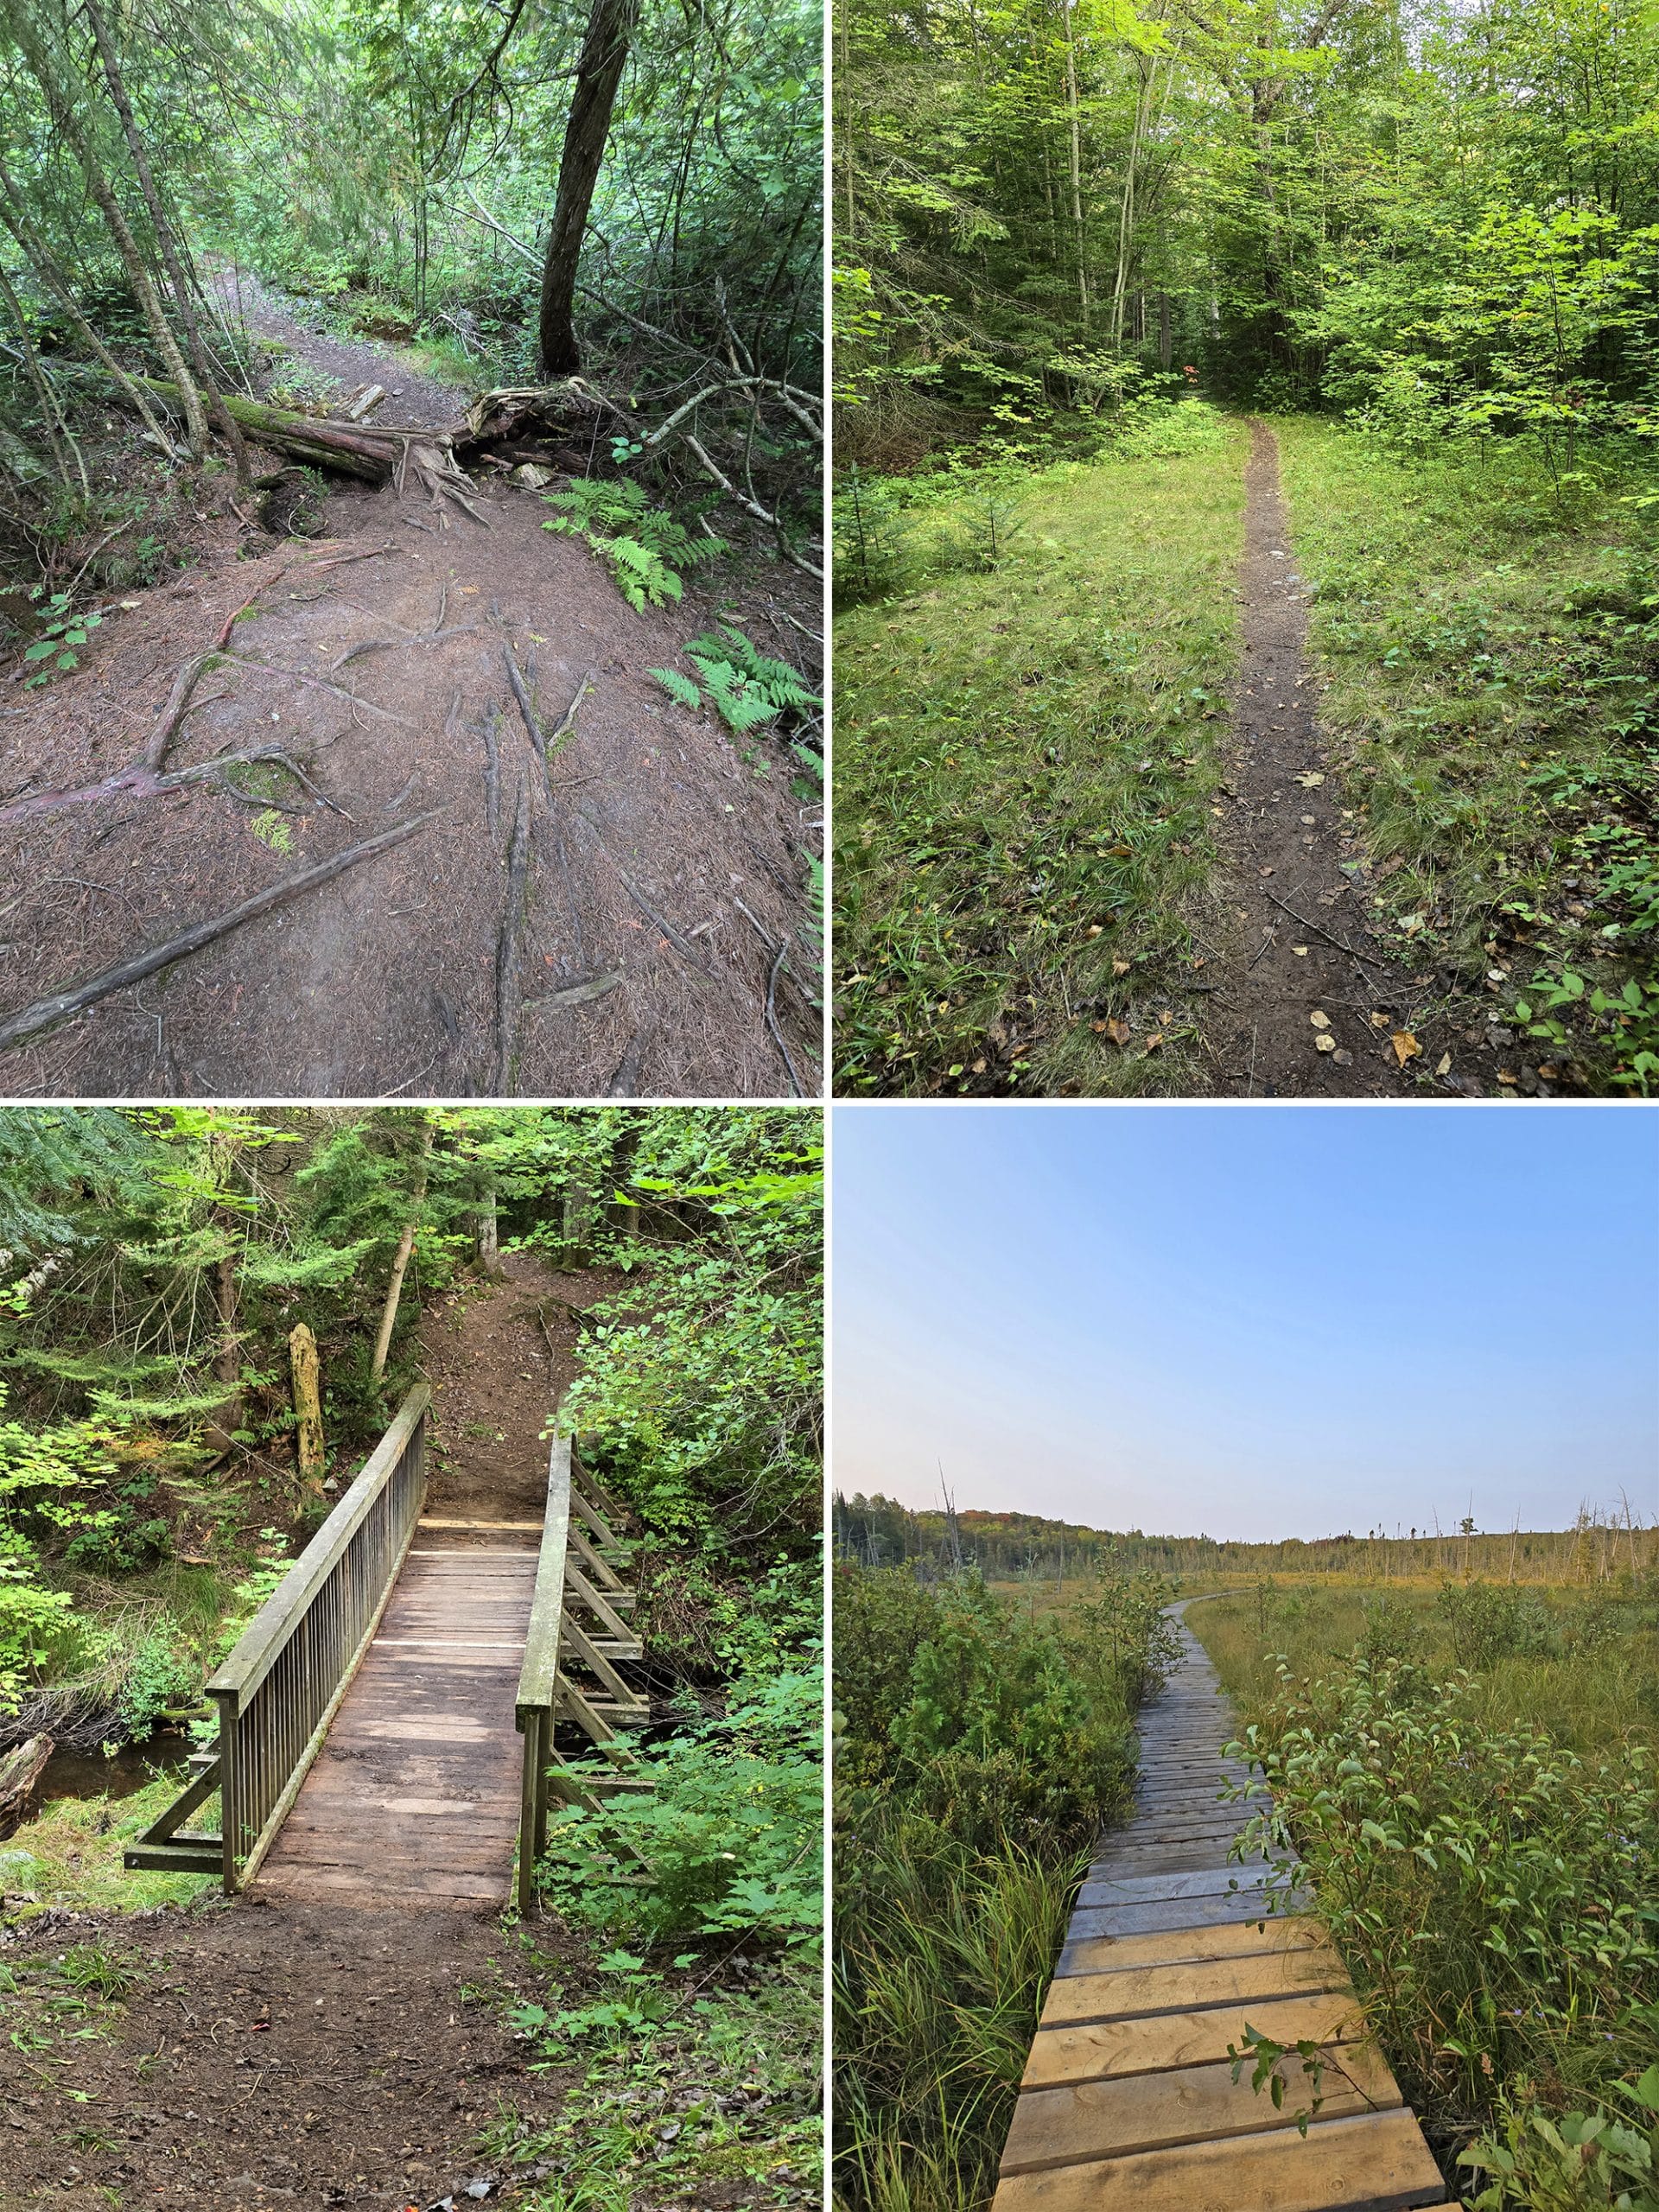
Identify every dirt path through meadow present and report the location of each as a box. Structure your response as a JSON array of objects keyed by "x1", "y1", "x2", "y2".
[{"x1": 1204, "y1": 421, "x2": 1418, "y2": 1097}]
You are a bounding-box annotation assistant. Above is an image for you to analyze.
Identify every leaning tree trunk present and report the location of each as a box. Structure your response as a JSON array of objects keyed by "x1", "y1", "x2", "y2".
[
  {"x1": 371, "y1": 1116, "x2": 435, "y2": 1383},
  {"x1": 0, "y1": 159, "x2": 177, "y2": 454},
  {"x1": 6, "y1": 7, "x2": 210, "y2": 456},
  {"x1": 537, "y1": 0, "x2": 641, "y2": 375},
  {"x1": 81, "y1": 0, "x2": 252, "y2": 489}
]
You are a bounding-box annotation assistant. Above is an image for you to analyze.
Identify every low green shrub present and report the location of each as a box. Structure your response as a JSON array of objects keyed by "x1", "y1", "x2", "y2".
[
  {"x1": 537, "y1": 1662, "x2": 822, "y2": 1948},
  {"x1": 1228, "y1": 1656, "x2": 1658, "y2": 2137}
]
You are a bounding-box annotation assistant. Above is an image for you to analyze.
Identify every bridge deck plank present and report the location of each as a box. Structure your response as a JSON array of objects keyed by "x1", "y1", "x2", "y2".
[{"x1": 256, "y1": 1545, "x2": 537, "y2": 1907}]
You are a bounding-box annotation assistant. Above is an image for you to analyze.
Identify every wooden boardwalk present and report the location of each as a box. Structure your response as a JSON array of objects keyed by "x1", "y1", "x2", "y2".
[
  {"x1": 991, "y1": 1606, "x2": 1459, "y2": 2212},
  {"x1": 257, "y1": 1529, "x2": 538, "y2": 1906}
]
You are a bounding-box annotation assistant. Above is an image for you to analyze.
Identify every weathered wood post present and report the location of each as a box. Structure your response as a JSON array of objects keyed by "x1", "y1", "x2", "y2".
[{"x1": 289, "y1": 1324, "x2": 326, "y2": 1503}]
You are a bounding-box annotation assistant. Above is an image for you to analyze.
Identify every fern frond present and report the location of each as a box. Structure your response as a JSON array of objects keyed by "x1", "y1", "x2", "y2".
[{"x1": 651, "y1": 667, "x2": 703, "y2": 710}]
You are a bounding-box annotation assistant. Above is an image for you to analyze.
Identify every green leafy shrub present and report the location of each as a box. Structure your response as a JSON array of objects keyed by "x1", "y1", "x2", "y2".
[
  {"x1": 1438, "y1": 1580, "x2": 1560, "y2": 1669},
  {"x1": 538, "y1": 1663, "x2": 822, "y2": 1948},
  {"x1": 1463, "y1": 2069, "x2": 1659, "y2": 2212},
  {"x1": 1227, "y1": 1657, "x2": 1659, "y2": 2127}
]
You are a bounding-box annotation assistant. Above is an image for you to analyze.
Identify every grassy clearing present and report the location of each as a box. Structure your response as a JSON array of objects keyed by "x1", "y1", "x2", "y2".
[
  {"x1": 1193, "y1": 1579, "x2": 1659, "y2": 1763},
  {"x1": 833, "y1": 429, "x2": 1249, "y2": 1096},
  {"x1": 1278, "y1": 421, "x2": 1659, "y2": 1091},
  {"x1": 1188, "y1": 1579, "x2": 1659, "y2": 2208}
]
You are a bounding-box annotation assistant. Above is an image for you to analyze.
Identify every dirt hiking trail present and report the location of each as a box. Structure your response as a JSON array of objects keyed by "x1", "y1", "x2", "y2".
[
  {"x1": 0, "y1": 289, "x2": 820, "y2": 1101},
  {"x1": 1205, "y1": 422, "x2": 1496, "y2": 1098},
  {"x1": 0, "y1": 1256, "x2": 613, "y2": 2210}
]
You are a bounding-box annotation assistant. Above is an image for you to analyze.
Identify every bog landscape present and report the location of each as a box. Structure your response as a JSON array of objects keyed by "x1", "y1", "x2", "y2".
[
  {"x1": 834, "y1": 0, "x2": 1659, "y2": 1097},
  {"x1": 0, "y1": 0, "x2": 823, "y2": 1098},
  {"x1": 833, "y1": 1498, "x2": 1659, "y2": 2212}
]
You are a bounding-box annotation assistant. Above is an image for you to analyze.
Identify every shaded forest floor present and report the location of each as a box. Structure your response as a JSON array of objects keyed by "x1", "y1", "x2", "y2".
[
  {"x1": 833, "y1": 412, "x2": 1659, "y2": 1096},
  {"x1": 1, "y1": 296, "x2": 822, "y2": 1100}
]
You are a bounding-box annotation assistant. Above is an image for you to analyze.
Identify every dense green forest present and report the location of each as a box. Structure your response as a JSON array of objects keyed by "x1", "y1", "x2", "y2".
[
  {"x1": 0, "y1": 1103, "x2": 823, "y2": 2208},
  {"x1": 0, "y1": 0, "x2": 822, "y2": 623},
  {"x1": 834, "y1": 0, "x2": 1659, "y2": 1095}
]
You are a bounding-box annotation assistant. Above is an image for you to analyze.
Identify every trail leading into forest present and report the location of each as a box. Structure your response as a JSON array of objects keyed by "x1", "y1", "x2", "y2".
[
  {"x1": 1206, "y1": 423, "x2": 1415, "y2": 1099},
  {"x1": 0, "y1": 289, "x2": 819, "y2": 1102},
  {"x1": 0, "y1": 1256, "x2": 611, "y2": 2209}
]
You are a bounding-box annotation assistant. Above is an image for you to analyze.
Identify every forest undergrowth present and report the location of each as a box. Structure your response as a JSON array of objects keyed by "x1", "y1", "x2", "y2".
[{"x1": 1192, "y1": 1578, "x2": 1659, "y2": 2212}]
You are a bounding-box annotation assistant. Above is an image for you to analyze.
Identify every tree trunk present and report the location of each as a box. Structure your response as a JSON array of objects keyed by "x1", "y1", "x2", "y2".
[
  {"x1": 371, "y1": 1116, "x2": 435, "y2": 1382},
  {"x1": 477, "y1": 1181, "x2": 502, "y2": 1276},
  {"x1": 213, "y1": 1248, "x2": 242, "y2": 1433},
  {"x1": 0, "y1": 158, "x2": 177, "y2": 454},
  {"x1": 537, "y1": 0, "x2": 641, "y2": 374},
  {"x1": 1160, "y1": 291, "x2": 1172, "y2": 369},
  {"x1": 81, "y1": 0, "x2": 252, "y2": 490},
  {"x1": 8, "y1": 10, "x2": 210, "y2": 457},
  {"x1": 289, "y1": 1323, "x2": 326, "y2": 1503}
]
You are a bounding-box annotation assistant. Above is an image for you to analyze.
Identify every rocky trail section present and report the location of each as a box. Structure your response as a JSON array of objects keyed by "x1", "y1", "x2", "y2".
[
  {"x1": 1205, "y1": 423, "x2": 1495, "y2": 1100},
  {"x1": 0, "y1": 465, "x2": 818, "y2": 1100}
]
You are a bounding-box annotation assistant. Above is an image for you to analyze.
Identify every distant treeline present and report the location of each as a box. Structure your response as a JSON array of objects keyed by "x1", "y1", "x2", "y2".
[{"x1": 832, "y1": 1492, "x2": 1658, "y2": 1588}]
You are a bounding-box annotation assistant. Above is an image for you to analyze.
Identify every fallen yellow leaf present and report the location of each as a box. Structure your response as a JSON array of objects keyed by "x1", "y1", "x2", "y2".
[{"x1": 1392, "y1": 1031, "x2": 1421, "y2": 1066}]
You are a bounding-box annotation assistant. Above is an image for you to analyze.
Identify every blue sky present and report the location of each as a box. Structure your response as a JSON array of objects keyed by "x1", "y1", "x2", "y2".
[{"x1": 831, "y1": 1106, "x2": 1659, "y2": 1542}]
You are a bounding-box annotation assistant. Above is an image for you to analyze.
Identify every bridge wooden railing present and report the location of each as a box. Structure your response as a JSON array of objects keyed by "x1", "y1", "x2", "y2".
[
  {"x1": 124, "y1": 1385, "x2": 431, "y2": 1892},
  {"x1": 514, "y1": 1432, "x2": 650, "y2": 1913}
]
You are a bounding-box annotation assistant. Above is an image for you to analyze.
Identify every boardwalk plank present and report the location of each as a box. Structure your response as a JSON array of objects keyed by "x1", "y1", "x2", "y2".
[
  {"x1": 1001, "y1": 2050, "x2": 1400, "y2": 2171},
  {"x1": 991, "y1": 2108, "x2": 1449, "y2": 2212},
  {"x1": 1022, "y1": 1991, "x2": 1387, "y2": 2087}
]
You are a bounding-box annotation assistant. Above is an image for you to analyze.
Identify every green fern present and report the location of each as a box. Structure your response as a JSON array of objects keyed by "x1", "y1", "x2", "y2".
[
  {"x1": 657, "y1": 624, "x2": 822, "y2": 736},
  {"x1": 650, "y1": 666, "x2": 703, "y2": 710},
  {"x1": 543, "y1": 479, "x2": 726, "y2": 613}
]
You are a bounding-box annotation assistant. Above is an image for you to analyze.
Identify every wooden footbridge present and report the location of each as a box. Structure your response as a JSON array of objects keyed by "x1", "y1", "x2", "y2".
[
  {"x1": 127, "y1": 1387, "x2": 648, "y2": 1909},
  {"x1": 991, "y1": 1605, "x2": 1460, "y2": 2212}
]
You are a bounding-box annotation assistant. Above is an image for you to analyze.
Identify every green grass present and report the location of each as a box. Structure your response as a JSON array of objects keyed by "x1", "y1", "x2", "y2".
[
  {"x1": 1192, "y1": 1577, "x2": 1659, "y2": 1762},
  {"x1": 1276, "y1": 420, "x2": 1659, "y2": 1090},
  {"x1": 2, "y1": 1770, "x2": 215, "y2": 1917},
  {"x1": 832, "y1": 432, "x2": 1250, "y2": 1095}
]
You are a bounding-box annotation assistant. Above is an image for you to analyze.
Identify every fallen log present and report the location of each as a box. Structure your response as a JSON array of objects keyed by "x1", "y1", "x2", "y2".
[{"x1": 124, "y1": 376, "x2": 411, "y2": 481}]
